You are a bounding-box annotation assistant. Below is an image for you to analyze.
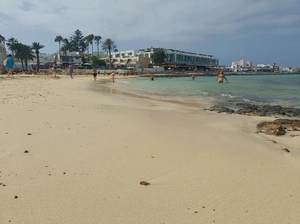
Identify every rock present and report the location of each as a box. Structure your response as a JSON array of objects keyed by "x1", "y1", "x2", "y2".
[
  {"x1": 24, "y1": 150, "x2": 29, "y2": 153},
  {"x1": 256, "y1": 122, "x2": 286, "y2": 136},
  {"x1": 281, "y1": 148, "x2": 290, "y2": 153},
  {"x1": 140, "y1": 181, "x2": 150, "y2": 186},
  {"x1": 257, "y1": 119, "x2": 300, "y2": 136},
  {"x1": 206, "y1": 103, "x2": 300, "y2": 118},
  {"x1": 205, "y1": 105, "x2": 234, "y2": 114}
]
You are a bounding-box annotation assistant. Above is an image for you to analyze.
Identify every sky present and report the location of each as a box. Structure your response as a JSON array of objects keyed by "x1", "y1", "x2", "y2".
[{"x1": 0, "y1": 0, "x2": 299, "y2": 67}]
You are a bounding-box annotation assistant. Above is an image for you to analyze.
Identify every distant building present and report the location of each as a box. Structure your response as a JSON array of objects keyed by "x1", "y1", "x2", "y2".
[
  {"x1": 110, "y1": 47, "x2": 219, "y2": 70},
  {"x1": 104, "y1": 53, "x2": 150, "y2": 70},
  {"x1": 256, "y1": 64, "x2": 274, "y2": 72},
  {"x1": 28, "y1": 53, "x2": 54, "y2": 66},
  {"x1": 0, "y1": 42, "x2": 7, "y2": 68},
  {"x1": 57, "y1": 50, "x2": 82, "y2": 66},
  {"x1": 231, "y1": 59, "x2": 253, "y2": 71}
]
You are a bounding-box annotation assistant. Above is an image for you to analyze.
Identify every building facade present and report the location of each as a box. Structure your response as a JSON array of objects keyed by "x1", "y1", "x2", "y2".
[
  {"x1": 231, "y1": 59, "x2": 253, "y2": 71},
  {"x1": 0, "y1": 42, "x2": 7, "y2": 68},
  {"x1": 110, "y1": 48, "x2": 219, "y2": 70}
]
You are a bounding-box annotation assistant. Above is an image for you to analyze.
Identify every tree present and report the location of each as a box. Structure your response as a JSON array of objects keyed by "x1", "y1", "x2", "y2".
[
  {"x1": 6, "y1": 38, "x2": 19, "y2": 54},
  {"x1": 31, "y1": 42, "x2": 45, "y2": 71},
  {"x1": 91, "y1": 56, "x2": 106, "y2": 67},
  {"x1": 69, "y1": 29, "x2": 86, "y2": 53},
  {"x1": 85, "y1": 34, "x2": 94, "y2": 62},
  {"x1": 0, "y1": 34, "x2": 5, "y2": 44},
  {"x1": 60, "y1": 46, "x2": 69, "y2": 56},
  {"x1": 54, "y1": 35, "x2": 63, "y2": 57},
  {"x1": 151, "y1": 48, "x2": 167, "y2": 66},
  {"x1": 15, "y1": 43, "x2": 35, "y2": 70},
  {"x1": 62, "y1": 38, "x2": 71, "y2": 50},
  {"x1": 101, "y1": 38, "x2": 117, "y2": 68},
  {"x1": 94, "y1": 36, "x2": 102, "y2": 58},
  {"x1": 87, "y1": 34, "x2": 94, "y2": 56}
]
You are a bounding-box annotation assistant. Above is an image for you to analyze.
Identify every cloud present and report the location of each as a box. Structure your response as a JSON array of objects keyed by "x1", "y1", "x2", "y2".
[
  {"x1": 0, "y1": 0, "x2": 299, "y2": 66},
  {"x1": 0, "y1": 0, "x2": 299, "y2": 42}
]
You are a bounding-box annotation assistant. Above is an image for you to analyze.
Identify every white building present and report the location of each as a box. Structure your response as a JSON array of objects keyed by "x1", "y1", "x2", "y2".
[
  {"x1": 0, "y1": 42, "x2": 7, "y2": 68},
  {"x1": 111, "y1": 48, "x2": 219, "y2": 69},
  {"x1": 231, "y1": 59, "x2": 253, "y2": 71},
  {"x1": 28, "y1": 53, "x2": 54, "y2": 66}
]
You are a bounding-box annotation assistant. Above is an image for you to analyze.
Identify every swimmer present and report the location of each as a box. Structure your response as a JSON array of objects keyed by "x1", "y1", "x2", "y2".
[{"x1": 216, "y1": 71, "x2": 229, "y2": 83}]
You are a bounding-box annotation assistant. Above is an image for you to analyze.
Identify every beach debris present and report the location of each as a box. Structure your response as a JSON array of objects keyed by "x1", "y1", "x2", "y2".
[
  {"x1": 14, "y1": 196, "x2": 18, "y2": 199},
  {"x1": 27, "y1": 133, "x2": 32, "y2": 135},
  {"x1": 24, "y1": 150, "x2": 29, "y2": 153},
  {"x1": 140, "y1": 181, "x2": 150, "y2": 186},
  {"x1": 194, "y1": 211, "x2": 198, "y2": 213},
  {"x1": 256, "y1": 119, "x2": 300, "y2": 136},
  {"x1": 267, "y1": 140, "x2": 277, "y2": 144},
  {"x1": 281, "y1": 148, "x2": 290, "y2": 153}
]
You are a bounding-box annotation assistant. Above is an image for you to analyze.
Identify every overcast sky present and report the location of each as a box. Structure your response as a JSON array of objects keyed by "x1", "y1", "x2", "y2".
[{"x1": 0, "y1": 0, "x2": 299, "y2": 67}]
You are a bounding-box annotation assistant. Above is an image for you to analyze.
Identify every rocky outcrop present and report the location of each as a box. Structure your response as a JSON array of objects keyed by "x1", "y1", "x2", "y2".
[
  {"x1": 256, "y1": 119, "x2": 300, "y2": 136},
  {"x1": 206, "y1": 103, "x2": 300, "y2": 118}
]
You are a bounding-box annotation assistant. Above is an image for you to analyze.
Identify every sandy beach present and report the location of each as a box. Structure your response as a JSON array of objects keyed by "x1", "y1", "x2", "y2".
[{"x1": 1, "y1": 74, "x2": 300, "y2": 224}]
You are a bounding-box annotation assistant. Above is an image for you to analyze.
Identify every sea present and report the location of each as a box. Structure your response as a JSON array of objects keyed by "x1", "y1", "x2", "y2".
[{"x1": 95, "y1": 73, "x2": 300, "y2": 109}]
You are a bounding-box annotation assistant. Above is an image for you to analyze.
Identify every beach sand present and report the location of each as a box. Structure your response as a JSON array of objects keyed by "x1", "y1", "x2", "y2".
[{"x1": 1, "y1": 75, "x2": 300, "y2": 224}]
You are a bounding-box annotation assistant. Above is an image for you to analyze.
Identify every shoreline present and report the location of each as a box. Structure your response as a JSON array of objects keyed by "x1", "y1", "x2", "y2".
[{"x1": 1, "y1": 75, "x2": 300, "y2": 223}]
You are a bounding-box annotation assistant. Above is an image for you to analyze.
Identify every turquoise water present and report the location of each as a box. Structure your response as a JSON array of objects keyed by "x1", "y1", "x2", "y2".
[{"x1": 106, "y1": 74, "x2": 300, "y2": 108}]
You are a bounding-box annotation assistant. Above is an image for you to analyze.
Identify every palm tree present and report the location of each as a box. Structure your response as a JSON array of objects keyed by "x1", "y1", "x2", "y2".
[
  {"x1": 31, "y1": 42, "x2": 45, "y2": 71},
  {"x1": 101, "y1": 38, "x2": 117, "y2": 69},
  {"x1": 94, "y1": 36, "x2": 101, "y2": 58},
  {"x1": 88, "y1": 34, "x2": 94, "y2": 56},
  {"x1": 6, "y1": 38, "x2": 19, "y2": 54},
  {"x1": 54, "y1": 35, "x2": 63, "y2": 58},
  {"x1": 15, "y1": 44, "x2": 35, "y2": 70},
  {"x1": 60, "y1": 46, "x2": 69, "y2": 56},
  {"x1": 85, "y1": 34, "x2": 94, "y2": 62},
  {"x1": 0, "y1": 34, "x2": 5, "y2": 44}
]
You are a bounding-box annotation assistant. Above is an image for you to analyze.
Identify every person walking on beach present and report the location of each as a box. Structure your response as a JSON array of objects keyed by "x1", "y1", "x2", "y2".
[
  {"x1": 92, "y1": 67, "x2": 97, "y2": 81},
  {"x1": 68, "y1": 64, "x2": 74, "y2": 79},
  {"x1": 52, "y1": 62, "x2": 57, "y2": 77},
  {"x1": 5, "y1": 54, "x2": 15, "y2": 76},
  {"x1": 111, "y1": 72, "x2": 115, "y2": 83},
  {"x1": 216, "y1": 71, "x2": 229, "y2": 83}
]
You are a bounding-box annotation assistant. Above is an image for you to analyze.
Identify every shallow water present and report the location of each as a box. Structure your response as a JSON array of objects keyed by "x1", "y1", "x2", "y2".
[{"x1": 94, "y1": 74, "x2": 300, "y2": 109}]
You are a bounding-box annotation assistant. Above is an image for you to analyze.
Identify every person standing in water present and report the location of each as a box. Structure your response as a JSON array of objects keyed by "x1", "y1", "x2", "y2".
[{"x1": 216, "y1": 71, "x2": 229, "y2": 83}]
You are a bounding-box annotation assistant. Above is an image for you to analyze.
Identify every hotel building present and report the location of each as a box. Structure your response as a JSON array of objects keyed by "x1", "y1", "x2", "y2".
[{"x1": 110, "y1": 48, "x2": 219, "y2": 70}]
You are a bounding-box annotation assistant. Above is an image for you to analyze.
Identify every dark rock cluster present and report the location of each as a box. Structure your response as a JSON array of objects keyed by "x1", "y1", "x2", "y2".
[
  {"x1": 205, "y1": 103, "x2": 300, "y2": 118},
  {"x1": 256, "y1": 119, "x2": 300, "y2": 136},
  {"x1": 205, "y1": 103, "x2": 300, "y2": 136}
]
